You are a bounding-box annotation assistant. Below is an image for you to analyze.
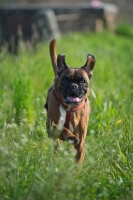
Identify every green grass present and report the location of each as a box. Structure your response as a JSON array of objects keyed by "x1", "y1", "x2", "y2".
[{"x1": 0, "y1": 30, "x2": 133, "y2": 200}]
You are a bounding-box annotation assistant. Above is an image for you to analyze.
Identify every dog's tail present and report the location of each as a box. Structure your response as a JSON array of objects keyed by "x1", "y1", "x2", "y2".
[{"x1": 49, "y1": 39, "x2": 58, "y2": 77}]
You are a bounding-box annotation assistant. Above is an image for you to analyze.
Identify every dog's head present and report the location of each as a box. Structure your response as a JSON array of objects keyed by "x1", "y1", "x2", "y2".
[
  {"x1": 50, "y1": 39, "x2": 95, "y2": 106},
  {"x1": 54, "y1": 54, "x2": 95, "y2": 106}
]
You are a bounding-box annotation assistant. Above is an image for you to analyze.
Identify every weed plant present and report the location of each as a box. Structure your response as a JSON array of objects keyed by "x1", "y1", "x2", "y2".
[
  {"x1": 0, "y1": 30, "x2": 133, "y2": 200},
  {"x1": 13, "y1": 74, "x2": 33, "y2": 124}
]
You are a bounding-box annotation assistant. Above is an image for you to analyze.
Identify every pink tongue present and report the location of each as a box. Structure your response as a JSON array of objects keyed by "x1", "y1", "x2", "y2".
[{"x1": 67, "y1": 96, "x2": 80, "y2": 102}]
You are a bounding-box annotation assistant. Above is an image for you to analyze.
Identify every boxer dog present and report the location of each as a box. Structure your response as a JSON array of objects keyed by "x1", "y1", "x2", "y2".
[{"x1": 44, "y1": 39, "x2": 95, "y2": 164}]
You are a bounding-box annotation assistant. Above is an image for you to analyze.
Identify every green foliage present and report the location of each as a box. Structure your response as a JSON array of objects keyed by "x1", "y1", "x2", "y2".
[
  {"x1": 115, "y1": 22, "x2": 133, "y2": 38},
  {"x1": 13, "y1": 74, "x2": 33, "y2": 124},
  {"x1": 0, "y1": 30, "x2": 133, "y2": 199}
]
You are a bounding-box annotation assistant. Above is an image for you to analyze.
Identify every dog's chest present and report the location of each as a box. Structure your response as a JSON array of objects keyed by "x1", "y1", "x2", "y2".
[
  {"x1": 58, "y1": 105, "x2": 66, "y2": 128},
  {"x1": 58, "y1": 105, "x2": 74, "y2": 132}
]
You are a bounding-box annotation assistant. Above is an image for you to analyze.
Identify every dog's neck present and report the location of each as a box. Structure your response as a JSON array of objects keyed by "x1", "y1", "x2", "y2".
[{"x1": 54, "y1": 89, "x2": 87, "y2": 128}]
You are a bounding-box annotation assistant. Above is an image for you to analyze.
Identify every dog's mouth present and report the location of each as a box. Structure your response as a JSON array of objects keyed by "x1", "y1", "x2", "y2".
[
  {"x1": 67, "y1": 96, "x2": 81, "y2": 102},
  {"x1": 63, "y1": 94, "x2": 84, "y2": 103}
]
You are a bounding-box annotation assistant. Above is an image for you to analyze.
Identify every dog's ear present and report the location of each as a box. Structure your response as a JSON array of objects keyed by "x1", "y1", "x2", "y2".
[
  {"x1": 82, "y1": 54, "x2": 95, "y2": 79},
  {"x1": 57, "y1": 54, "x2": 68, "y2": 76}
]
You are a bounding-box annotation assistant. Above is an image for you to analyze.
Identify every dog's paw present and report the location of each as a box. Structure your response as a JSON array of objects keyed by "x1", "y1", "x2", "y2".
[{"x1": 67, "y1": 137, "x2": 80, "y2": 145}]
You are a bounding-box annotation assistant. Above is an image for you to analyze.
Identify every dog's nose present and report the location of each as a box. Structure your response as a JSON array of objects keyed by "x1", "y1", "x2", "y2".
[{"x1": 70, "y1": 83, "x2": 78, "y2": 90}]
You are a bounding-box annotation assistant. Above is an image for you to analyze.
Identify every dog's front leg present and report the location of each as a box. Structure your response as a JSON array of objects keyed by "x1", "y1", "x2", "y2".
[
  {"x1": 52, "y1": 124, "x2": 80, "y2": 145},
  {"x1": 61, "y1": 127, "x2": 80, "y2": 145},
  {"x1": 74, "y1": 141, "x2": 85, "y2": 164},
  {"x1": 74, "y1": 126, "x2": 88, "y2": 164}
]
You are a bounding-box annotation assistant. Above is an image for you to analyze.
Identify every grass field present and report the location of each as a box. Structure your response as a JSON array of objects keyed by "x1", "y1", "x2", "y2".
[{"x1": 0, "y1": 30, "x2": 133, "y2": 200}]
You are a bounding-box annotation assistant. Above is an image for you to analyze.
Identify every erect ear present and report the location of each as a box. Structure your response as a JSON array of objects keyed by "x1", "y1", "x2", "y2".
[
  {"x1": 57, "y1": 54, "x2": 68, "y2": 76},
  {"x1": 82, "y1": 54, "x2": 95, "y2": 79}
]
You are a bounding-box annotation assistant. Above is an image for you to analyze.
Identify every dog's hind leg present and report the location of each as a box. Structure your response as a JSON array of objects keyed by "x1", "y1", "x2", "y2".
[{"x1": 53, "y1": 138, "x2": 61, "y2": 154}]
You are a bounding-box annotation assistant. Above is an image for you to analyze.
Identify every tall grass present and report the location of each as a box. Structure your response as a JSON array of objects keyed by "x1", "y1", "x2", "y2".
[
  {"x1": 13, "y1": 74, "x2": 33, "y2": 124},
  {"x1": 0, "y1": 30, "x2": 133, "y2": 199}
]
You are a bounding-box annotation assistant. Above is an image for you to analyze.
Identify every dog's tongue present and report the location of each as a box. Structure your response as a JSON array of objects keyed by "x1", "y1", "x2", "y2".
[{"x1": 67, "y1": 96, "x2": 80, "y2": 102}]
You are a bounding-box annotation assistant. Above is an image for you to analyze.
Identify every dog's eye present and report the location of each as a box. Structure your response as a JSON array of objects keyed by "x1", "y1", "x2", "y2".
[{"x1": 80, "y1": 79, "x2": 86, "y2": 83}]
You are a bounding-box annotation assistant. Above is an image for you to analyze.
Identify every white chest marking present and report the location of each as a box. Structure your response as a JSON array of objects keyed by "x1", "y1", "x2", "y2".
[{"x1": 58, "y1": 105, "x2": 66, "y2": 130}]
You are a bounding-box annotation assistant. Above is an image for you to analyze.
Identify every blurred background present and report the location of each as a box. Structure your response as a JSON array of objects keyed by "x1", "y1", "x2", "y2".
[{"x1": 0, "y1": 0, "x2": 133, "y2": 53}]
